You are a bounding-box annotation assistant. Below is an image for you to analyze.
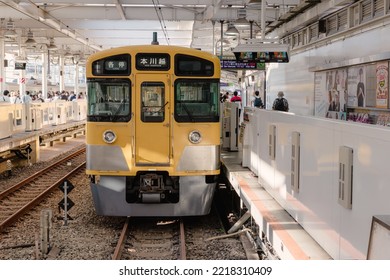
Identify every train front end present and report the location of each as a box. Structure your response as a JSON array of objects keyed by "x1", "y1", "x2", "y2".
[{"x1": 85, "y1": 45, "x2": 221, "y2": 217}]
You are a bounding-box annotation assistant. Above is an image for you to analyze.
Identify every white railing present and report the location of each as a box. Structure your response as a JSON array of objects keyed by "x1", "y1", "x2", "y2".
[
  {"x1": 0, "y1": 100, "x2": 87, "y2": 140},
  {"x1": 237, "y1": 107, "x2": 390, "y2": 260}
]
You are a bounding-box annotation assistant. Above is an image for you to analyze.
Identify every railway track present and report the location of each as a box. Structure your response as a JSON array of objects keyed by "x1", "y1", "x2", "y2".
[
  {"x1": 112, "y1": 217, "x2": 187, "y2": 260},
  {"x1": 0, "y1": 148, "x2": 86, "y2": 232}
]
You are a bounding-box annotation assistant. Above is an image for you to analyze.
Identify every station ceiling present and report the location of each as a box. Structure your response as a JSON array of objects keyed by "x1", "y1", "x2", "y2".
[{"x1": 0, "y1": 0, "x2": 341, "y2": 60}]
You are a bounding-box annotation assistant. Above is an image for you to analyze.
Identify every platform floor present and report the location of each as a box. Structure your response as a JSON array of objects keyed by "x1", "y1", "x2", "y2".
[
  {"x1": 220, "y1": 149, "x2": 332, "y2": 260},
  {"x1": 39, "y1": 135, "x2": 85, "y2": 162}
]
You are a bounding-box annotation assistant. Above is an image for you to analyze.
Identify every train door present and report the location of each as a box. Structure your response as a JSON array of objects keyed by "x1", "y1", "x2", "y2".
[{"x1": 135, "y1": 74, "x2": 170, "y2": 165}]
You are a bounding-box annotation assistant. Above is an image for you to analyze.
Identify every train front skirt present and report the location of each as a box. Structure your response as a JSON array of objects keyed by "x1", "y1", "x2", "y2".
[{"x1": 90, "y1": 175, "x2": 216, "y2": 216}]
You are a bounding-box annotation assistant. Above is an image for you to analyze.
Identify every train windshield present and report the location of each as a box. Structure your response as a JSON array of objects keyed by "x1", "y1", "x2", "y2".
[
  {"x1": 174, "y1": 79, "x2": 219, "y2": 122},
  {"x1": 87, "y1": 78, "x2": 131, "y2": 122}
]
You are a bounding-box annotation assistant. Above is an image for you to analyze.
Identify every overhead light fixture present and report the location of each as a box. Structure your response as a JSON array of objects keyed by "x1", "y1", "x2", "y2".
[
  {"x1": 234, "y1": 17, "x2": 250, "y2": 27},
  {"x1": 4, "y1": 29, "x2": 17, "y2": 38},
  {"x1": 4, "y1": 19, "x2": 18, "y2": 38},
  {"x1": 247, "y1": 0, "x2": 262, "y2": 8},
  {"x1": 64, "y1": 49, "x2": 73, "y2": 58},
  {"x1": 4, "y1": 36, "x2": 16, "y2": 43},
  {"x1": 47, "y1": 38, "x2": 58, "y2": 50},
  {"x1": 225, "y1": 23, "x2": 239, "y2": 36},
  {"x1": 25, "y1": 29, "x2": 36, "y2": 45}
]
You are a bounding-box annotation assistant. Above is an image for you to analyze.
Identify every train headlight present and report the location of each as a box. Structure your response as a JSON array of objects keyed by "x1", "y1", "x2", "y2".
[
  {"x1": 103, "y1": 130, "x2": 117, "y2": 144},
  {"x1": 188, "y1": 130, "x2": 202, "y2": 144}
]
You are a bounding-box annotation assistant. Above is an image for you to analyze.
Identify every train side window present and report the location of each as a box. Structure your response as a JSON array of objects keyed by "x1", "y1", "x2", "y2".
[{"x1": 141, "y1": 82, "x2": 165, "y2": 122}]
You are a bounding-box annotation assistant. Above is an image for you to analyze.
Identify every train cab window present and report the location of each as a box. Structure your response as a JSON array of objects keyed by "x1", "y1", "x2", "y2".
[
  {"x1": 141, "y1": 82, "x2": 165, "y2": 122},
  {"x1": 174, "y1": 79, "x2": 219, "y2": 122},
  {"x1": 87, "y1": 78, "x2": 131, "y2": 122}
]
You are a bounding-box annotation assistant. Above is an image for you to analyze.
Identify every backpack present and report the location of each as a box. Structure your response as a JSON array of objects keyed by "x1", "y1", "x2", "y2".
[
  {"x1": 254, "y1": 97, "x2": 263, "y2": 108},
  {"x1": 274, "y1": 98, "x2": 288, "y2": 111}
]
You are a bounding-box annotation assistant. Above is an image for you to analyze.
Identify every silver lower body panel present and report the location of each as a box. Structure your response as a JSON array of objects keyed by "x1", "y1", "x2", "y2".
[{"x1": 90, "y1": 175, "x2": 216, "y2": 216}]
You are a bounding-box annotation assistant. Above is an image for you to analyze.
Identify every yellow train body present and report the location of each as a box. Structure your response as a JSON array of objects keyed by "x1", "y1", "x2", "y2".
[{"x1": 85, "y1": 45, "x2": 221, "y2": 216}]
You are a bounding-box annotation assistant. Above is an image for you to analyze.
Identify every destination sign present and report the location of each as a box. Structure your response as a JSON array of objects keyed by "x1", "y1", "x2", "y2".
[
  {"x1": 221, "y1": 60, "x2": 265, "y2": 70},
  {"x1": 136, "y1": 53, "x2": 170, "y2": 70},
  {"x1": 104, "y1": 60, "x2": 128, "y2": 71},
  {"x1": 92, "y1": 54, "x2": 130, "y2": 75}
]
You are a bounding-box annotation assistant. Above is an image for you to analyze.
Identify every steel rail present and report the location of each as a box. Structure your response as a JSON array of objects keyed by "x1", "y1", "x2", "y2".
[
  {"x1": 0, "y1": 147, "x2": 86, "y2": 200},
  {"x1": 0, "y1": 149, "x2": 86, "y2": 232},
  {"x1": 112, "y1": 217, "x2": 131, "y2": 260}
]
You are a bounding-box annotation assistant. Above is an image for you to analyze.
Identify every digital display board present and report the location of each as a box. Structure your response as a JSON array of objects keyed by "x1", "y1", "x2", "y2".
[
  {"x1": 136, "y1": 53, "x2": 170, "y2": 70},
  {"x1": 234, "y1": 51, "x2": 289, "y2": 63},
  {"x1": 221, "y1": 60, "x2": 265, "y2": 70},
  {"x1": 15, "y1": 62, "x2": 26, "y2": 70}
]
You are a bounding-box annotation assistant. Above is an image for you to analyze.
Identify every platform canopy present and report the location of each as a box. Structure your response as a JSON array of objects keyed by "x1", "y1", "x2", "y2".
[{"x1": 0, "y1": 0, "x2": 343, "y2": 59}]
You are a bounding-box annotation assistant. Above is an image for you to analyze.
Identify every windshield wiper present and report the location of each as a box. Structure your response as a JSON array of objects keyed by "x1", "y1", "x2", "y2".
[
  {"x1": 177, "y1": 100, "x2": 194, "y2": 122},
  {"x1": 158, "y1": 101, "x2": 169, "y2": 112}
]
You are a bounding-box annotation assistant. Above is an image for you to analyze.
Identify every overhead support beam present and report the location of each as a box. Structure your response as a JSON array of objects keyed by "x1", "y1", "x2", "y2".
[
  {"x1": 113, "y1": 0, "x2": 127, "y2": 20},
  {"x1": 0, "y1": 0, "x2": 102, "y2": 51},
  {"x1": 1, "y1": 0, "x2": 46, "y2": 20}
]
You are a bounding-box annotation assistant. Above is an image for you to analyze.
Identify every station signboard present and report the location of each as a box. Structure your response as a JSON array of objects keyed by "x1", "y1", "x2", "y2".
[{"x1": 220, "y1": 60, "x2": 265, "y2": 70}]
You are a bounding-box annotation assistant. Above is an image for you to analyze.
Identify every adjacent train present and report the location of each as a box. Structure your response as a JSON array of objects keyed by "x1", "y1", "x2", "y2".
[{"x1": 85, "y1": 43, "x2": 221, "y2": 216}]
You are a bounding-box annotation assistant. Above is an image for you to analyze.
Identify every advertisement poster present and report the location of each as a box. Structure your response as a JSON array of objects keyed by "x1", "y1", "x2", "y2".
[
  {"x1": 315, "y1": 68, "x2": 347, "y2": 120},
  {"x1": 314, "y1": 71, "x2": 327, "y2": 117},
  {"x1": 376, "y1": 61, "x2": 388, "y2": 108},
  {"x1": 348, "y1": 66, "x2": 366, "y2": 107}
]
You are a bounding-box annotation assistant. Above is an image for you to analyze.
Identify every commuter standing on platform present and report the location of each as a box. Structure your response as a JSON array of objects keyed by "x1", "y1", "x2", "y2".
[
  {"x1": 272, "y1": 91, "x2": 289, "y2": 112},
  {"x1": 230, "y1": 90, "x2": 242, "y2": 117},
  {"x1": 222, "y1": 92, "x2": 230, "y2": 102},
  {"x1": 251, "y1": 90, "x2": 264, "y2": 108},
  {"x1": 69, "y1": 92, "x2": 77, "y2": 101},
  {"x1": 0, "y1": 90, "x2": 11, "y2": 103},
  {"x1": 10, "y1": 91, "x2": 22, "y2": 104},
  {"x1": 230, "y1": 91, "x2": 242, "y2": 102},
  {"x1": 22, "y1": 91, "x2": 32, "y2": 104}
]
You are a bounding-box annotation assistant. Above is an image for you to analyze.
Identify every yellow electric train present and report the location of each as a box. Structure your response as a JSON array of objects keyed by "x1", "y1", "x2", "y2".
[{"x1": 85, "y1": 42, "x2": 221, "y2": 216}]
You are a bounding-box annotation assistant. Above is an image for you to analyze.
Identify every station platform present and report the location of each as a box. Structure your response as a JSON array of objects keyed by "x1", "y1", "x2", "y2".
[
  {"x1": 220, "y1": 149, "x2": 332, "y2": 260},
  {"x1": 0, "y1": 120, "x2": 85, "y2": 164}
]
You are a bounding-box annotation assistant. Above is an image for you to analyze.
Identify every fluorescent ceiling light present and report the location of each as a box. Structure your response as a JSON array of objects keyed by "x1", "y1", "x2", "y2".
[
  {"x1": 225, "y1": 23, "x2": 239, "y2": 36},
  {"x1": 234, "y1": 18, "x2": 250, "y2": 27}
]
